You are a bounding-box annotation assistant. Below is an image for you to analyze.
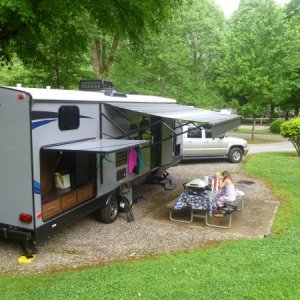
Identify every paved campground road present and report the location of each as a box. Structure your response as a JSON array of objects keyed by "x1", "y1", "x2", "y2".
[
  {"x1": 248, "y1": 141, "x2": 295, "y2": 154},
  {"x1": 229, "y1": 130, "x2": 296, "y2": 154}
]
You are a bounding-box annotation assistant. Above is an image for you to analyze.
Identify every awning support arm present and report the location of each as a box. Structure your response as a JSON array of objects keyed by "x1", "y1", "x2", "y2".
[
  {"x1": 100, "y1": 112, "x2": 135, "y2": 140},
  {"x1": 101, "y1": 118, "x2": 162, "y2": 140},
  {"x1": 162, "y1": 121, "x2": 176, "y2": 135},
  {"x1": 174, "y1": 121, "x2": 205, "y2": 130}
]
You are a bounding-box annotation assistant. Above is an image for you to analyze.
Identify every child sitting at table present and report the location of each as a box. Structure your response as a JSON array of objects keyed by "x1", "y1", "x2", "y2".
[{"x1": 216, "y1": 170, "x2": 236, "y2": 207}]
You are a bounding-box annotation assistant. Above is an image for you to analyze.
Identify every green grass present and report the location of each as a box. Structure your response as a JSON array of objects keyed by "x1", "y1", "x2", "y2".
[
  {"x1": 1, "y1": 153, "x2": 300, "y2": 299},
  {"x1": 234, "y1": 128, "x2": 275, "y2": 135},
  {"x1": 243, "y1": 152, "x2": 300, "y2": 234},
  {"x1": 246, "y1": 138, "x2": 280, "y2": 144}
]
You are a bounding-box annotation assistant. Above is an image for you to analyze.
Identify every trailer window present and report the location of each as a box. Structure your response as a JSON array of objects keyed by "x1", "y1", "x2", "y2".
[{"x1": 58, "y1": 106, "x2": 80, "y2": 130}]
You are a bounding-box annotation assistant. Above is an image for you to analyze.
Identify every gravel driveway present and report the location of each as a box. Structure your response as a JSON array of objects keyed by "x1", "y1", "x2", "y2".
[{"x1": 0, "y1": 155, "x2": 280, "y2": 275}]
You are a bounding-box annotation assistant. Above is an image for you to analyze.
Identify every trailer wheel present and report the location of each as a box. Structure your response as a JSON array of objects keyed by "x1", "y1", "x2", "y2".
[{"x1": 95, "y1": 193, "x2": 119, "y2": 223}]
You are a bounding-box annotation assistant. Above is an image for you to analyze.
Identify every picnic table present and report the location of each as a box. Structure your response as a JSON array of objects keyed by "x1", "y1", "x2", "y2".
[{"x1": 167, "y1": 190, "x2": 244, "y2": 229}]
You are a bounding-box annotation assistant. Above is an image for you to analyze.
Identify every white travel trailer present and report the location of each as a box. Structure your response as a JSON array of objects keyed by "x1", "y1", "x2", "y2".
[{"x1": 0, "y1": 81, "x2": 240, "y2": 254}]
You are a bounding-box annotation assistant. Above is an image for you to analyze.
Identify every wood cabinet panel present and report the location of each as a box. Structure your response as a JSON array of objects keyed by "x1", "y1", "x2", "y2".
[
  {"x1": 77, "y1": 183, "x2": 94, "y2": 203},
  {"x1": 61, "y1": 192, "x2": 77, "y2": 209},
  {"x1": 42, "y1": 183, "x2": 94, "y2": 220},
  {"x1": 42, "y1": 198, "x2": 61, "y2": 219}
]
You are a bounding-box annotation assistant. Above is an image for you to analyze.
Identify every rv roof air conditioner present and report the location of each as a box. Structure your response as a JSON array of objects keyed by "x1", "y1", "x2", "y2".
[{"x1": 79, "y1": 79, "x2": 114, "y2": 92}]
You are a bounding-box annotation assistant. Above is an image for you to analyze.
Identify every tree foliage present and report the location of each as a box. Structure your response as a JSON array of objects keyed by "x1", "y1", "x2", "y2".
[
  {"x1": 217, "y1": 0, "x2": 290, "y2": 109},
  {"x1": 110, "y1": 0, "x2": 225, "y2": 108},
  {"x1": 2, "y1": 0, "x2": 300, "y2": 118},
  {"x1": 282, "y1": 0, "x2": 300, "y2": 116},
  {"x1": 280, "y1": 117, "x2": 300, "y2": 155},
  {"x1": 0, "y1": 0, "x2": 181, "y2": 86},
  {"x1": 90, "y1": 0, "x2": 182, "y2": 79}
]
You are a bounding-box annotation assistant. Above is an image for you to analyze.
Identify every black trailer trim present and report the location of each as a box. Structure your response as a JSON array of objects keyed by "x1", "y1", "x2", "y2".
[{"x1": 0, "y1": 225, "x2": 32, "y2": 242}]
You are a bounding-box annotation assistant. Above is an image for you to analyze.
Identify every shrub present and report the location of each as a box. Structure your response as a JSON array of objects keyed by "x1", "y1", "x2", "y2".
[
  {"x1": 280, "y1": 117, "x2": 300, "y2": 155},
  {"x1": 270, "y1": 118, "x2": 284, "y2": 134}
]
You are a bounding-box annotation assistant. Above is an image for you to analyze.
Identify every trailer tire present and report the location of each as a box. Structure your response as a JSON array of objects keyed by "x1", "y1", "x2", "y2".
[{"x1": 95, "y1": 193, "x2": 119, "y2": 223}]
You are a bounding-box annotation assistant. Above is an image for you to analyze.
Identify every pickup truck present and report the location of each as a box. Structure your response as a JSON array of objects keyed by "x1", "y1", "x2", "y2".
[{"x1": 182, "y1": 125, "x2": 249, "y2": 163}]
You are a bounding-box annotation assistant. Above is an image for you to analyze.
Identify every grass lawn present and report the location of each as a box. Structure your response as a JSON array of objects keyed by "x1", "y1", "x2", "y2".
[
  {"x1": 245, "y1": 138, "x2": 280, "y2": 144},
  {"x1": 1, "y1": 153, "x2": 300, "y2": 299},
  {"x1": 233, "y1": 128, "x2": 275, "y2": 135}
]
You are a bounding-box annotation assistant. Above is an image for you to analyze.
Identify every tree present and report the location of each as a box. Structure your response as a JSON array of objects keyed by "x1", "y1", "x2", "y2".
[
  {"x1": 14, "y1": 7, "x2": 92, "y2": 88},
  {"x1": 0, "y1": 0, "x2": 182, "y2": 85},
  {"x1": 216, "y1": 0, "x2": 290, "y2": 135},
  {"x1": 0, "y1": 0, "x2": 36, "y2": 64},
  {"x1": 280, "y1": 117, "x2": 300, "y2": 155},
  {"x1": 282, "y1": 0, "x2": 300, "y2": 117},
  {"x1": 84, "y1": 0, "x2": 182, "y2": 79},
  {"x1": 110, "y1": 0, "x2": 226, "y2": 108}
]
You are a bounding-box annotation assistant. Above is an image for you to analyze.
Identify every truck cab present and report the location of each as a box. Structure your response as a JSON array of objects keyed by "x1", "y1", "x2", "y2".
[{"x1": 182, "y1": 125, "x2": 248, "y2": 163}]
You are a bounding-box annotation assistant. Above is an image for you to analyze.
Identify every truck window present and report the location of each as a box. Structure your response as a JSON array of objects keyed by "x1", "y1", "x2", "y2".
[
  {"x1": 58, "y1": 106, "x2": 80, "y2": 130},
  {"x1": 187, "y1": 127, "x2": 202, "y2": 138},
  {"x1": 205, "y1": 129, "x2": 212, "y2": 138}
]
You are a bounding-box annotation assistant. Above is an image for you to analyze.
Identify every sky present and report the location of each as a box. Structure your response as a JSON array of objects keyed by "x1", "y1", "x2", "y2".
[{"x1": 214, "y1": 0, "x2": 291, "y2": 18}]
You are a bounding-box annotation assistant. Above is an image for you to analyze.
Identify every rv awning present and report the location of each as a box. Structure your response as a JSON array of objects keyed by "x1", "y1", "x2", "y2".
[
  {"x1": 43, "y1": 138, "x2": 148, "y2": 153},
  {"x1": 106, "y1": 102, "x2": 241, "y2": 138}
]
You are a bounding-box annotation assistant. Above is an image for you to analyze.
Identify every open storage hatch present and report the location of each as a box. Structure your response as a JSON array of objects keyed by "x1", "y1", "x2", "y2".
[{"x1": 40, "y1": 138, "x2": 148, "y2": 220}]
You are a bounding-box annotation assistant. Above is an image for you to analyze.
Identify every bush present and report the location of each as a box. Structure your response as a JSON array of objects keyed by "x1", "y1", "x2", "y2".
[
  {"x1": 280, "y1": 117, "x2": 300, "y2": 155},
  {"x1": 270, "y1": 118, "x2": 284, "y2": 133}
]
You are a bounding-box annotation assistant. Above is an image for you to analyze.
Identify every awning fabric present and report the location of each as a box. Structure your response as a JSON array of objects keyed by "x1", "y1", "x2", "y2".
[
  {"x1": 106, "y1": 102, "x2": 241, "y2": 138},
  {"x1": 43, "y1": 138, "x2": 148, "y2": 153}
]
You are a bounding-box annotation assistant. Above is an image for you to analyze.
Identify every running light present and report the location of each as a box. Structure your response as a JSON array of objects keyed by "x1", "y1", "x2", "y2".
[{"x1": 17, "y1": 93, "x2": 26, "y2": 100}]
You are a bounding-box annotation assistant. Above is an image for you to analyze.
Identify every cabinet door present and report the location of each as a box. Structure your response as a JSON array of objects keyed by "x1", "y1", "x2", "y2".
[
  {"x1": 61, "y1": 192, "x2": 77, "y2": 209},
  {"x1": 42, "y1": 198, "x2": 61, "y2": 219},
  {"x1": 77, "y1": 183, "x2": 94, "y2": 203}
]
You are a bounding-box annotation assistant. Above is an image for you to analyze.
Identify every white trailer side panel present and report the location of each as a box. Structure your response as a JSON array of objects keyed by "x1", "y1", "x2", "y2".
[
  {"x1": 0, "y1": 88, "x2": 34, "y2": 229},
  {"x1": 30, "y1": 102, "x2": 100, "y2": 228}
]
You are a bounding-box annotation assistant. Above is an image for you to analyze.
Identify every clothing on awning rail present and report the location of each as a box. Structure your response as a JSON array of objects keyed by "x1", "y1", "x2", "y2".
[
  {"x1": 105, "y1": 102, "x2": 241, "y2": 138},
  {"x1": 43, "y1": 138, "x2": 148, "y2": 153}
]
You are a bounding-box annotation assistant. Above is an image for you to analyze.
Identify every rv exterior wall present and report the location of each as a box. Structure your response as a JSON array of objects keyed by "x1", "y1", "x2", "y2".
[
  {"x1": 0, "y1": 88, "x2": 34, "y2": 229},
  {"x1": 31, "y1": 102, "x2": 100, "y2": 229}
]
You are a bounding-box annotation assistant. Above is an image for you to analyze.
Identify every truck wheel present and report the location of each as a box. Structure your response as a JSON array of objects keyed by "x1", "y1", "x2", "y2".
[
  {"x1": 228, "y1": 147, "x2": 243, "y2": 163},
  {"x1": 94, "y1": 193, "x2": 119, "y2": 223}
]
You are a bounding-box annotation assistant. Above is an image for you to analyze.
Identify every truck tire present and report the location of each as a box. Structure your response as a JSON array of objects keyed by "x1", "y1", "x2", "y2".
[
  {"x1": 228, "y1": 147, "x2": 243, "y2": 163},
  {"x1": 94, "y1": 193, "x2": 119, "y2": 223}
]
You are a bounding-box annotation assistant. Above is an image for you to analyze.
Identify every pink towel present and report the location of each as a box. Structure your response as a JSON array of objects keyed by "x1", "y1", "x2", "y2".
[{"x1": 128, "y1": 148, "x2": 137, "y2": 174}]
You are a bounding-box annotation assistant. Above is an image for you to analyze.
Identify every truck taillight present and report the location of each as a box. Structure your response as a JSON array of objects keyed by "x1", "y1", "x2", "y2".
[{"x1": 19, "y1": 213, "x2": 32, "y2": 224}]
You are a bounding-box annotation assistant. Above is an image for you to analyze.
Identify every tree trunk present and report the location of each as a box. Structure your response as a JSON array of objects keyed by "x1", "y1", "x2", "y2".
[
  {"x1": 91, "y1": 34, "x2": 119, "y2": 79},
  {"x1": 92, "y1": 39, "x2": 101, "y2": 77},
  {"x1": 285, "y1": 110, "x2": 289, "y2": 121},
  {"x1": 295, "y1": 104, "x2": 299, "y2": 118},
  {"x1": 269, "y1": 101, "x2": 274, "y2": 122},
  {"x1": 160, "y1": 77, "x2": 165, "y2": 96},
  {"x1": 251, "y1": 118, "x2": 256, "y2": 140}
]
